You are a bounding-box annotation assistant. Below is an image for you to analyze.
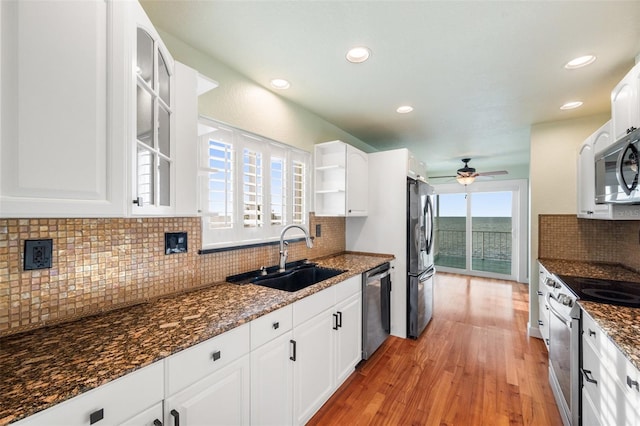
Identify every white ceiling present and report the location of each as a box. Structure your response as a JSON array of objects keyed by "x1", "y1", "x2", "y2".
[{"x1": 140, "y1": 0, "x2": 640, "y2": 179}]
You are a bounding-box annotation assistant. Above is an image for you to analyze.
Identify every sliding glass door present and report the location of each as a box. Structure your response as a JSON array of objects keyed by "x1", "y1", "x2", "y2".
[{"x1": 433, "y1": 180, "x2": 527, "y2": 281}]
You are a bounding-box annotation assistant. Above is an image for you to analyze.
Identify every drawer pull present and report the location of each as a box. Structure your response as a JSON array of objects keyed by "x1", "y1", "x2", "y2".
[
  {"x1": 89, "y1": 408, "x2": 104, "y2": 424},
  {"x1": 153, "y1": 420, "x2": 163, "y2": 426},
  {"x1": 170, "y1": 409, "x2": 180, "y2": 426},
  {"x1": 538, "y1": 320, "x2": 544, "y2": 326},
  {"x1": 627, "y1": 376, "x2": 639, "y2": 391},
  {"x1": 545, "y1": 339, "x2": 549, "y2": 346},
  {"x1": 337, "y1": 311, "x2": 343, "y2": 328},
  {"x1": 290, "y1": 339, "x2": 297, "y2": 361},
  {"x1": 212, "y1": 350, "x2": 221, "y2": 362},
  {"x1": 581, "y1": 368, "x2": 598, "y2": 385},
  {"x1": 273, "y1": 321, "x2": 280, "y2": 330},
  {"x1": 333, "y1": 313, "x2": 339, "y2": 330},
  {"x1": 588, "y1": 329, "x2": 596, "y2": 337},
  {"x1": 537, "y1": 290, "x2": 543, "y2": 296}
]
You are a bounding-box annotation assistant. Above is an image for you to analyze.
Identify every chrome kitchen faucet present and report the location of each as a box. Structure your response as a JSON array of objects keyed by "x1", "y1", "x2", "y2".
[{"x1": 279, "y1": 225, "x2": 313, "y2": 271}]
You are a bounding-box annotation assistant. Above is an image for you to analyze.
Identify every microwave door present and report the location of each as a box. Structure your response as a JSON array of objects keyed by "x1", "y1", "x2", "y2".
[{"x1": 616, "y1": 142, "x2": 640, "y2": 195}]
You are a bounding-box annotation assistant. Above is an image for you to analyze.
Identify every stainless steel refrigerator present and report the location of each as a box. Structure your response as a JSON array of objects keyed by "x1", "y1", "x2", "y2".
[{"x1": 407, "y1": 178, "x2": 435, "y2": 339}]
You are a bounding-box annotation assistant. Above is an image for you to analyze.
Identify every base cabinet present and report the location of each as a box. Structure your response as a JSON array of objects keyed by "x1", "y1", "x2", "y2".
[
  {"x1": 164, "y1": 355, "x2": 250, "y2": 426},
  {"x1": 581, "y1": 310, "x2": 640, "y2": 426},
  {"x1": 13, "y1": 275, "x2": 365, "y2": 426}
]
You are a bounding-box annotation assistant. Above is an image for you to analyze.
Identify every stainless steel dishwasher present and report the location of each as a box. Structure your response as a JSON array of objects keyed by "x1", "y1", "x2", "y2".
[{"x1": 362, "y1": 262, "x2": 391, "y2": 360}]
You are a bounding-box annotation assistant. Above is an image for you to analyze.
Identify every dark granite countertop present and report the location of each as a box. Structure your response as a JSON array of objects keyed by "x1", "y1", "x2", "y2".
[
  {"x1": 0, "y1": 252, "x2": 393, "y2": 425},
  {"x1": 538, "y1": 258, "x2": 640, "y2": 372}
]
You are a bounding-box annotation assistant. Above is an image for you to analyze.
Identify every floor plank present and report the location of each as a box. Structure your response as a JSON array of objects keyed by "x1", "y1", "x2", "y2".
[{"x1": 308, "y1": 272, "x2": 563, "y2": 426}]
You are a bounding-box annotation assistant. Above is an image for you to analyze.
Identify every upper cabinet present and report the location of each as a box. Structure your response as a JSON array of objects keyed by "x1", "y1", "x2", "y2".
[
  {"x1": 314, "y1": 141, "x2": 368, "y2": 217},
  {"x1": 0, "y1": 0, "x2": 125, "y2": 217},
  {"x1": 611, "y1": 62, "x2": 640, "y2": 141},
  {"x1": 0, "y1": 0, "x2": 211, "y2": 218}
]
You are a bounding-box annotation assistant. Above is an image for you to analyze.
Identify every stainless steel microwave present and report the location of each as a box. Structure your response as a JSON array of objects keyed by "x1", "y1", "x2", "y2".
[{"x1": 595, "y1": 127, "x2": 640, "y2": 204}]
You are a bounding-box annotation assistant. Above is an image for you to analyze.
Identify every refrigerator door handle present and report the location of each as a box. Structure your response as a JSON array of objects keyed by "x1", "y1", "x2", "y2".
[{"x1": 418, "y1": 266, "x2": 435, "y2": 281}]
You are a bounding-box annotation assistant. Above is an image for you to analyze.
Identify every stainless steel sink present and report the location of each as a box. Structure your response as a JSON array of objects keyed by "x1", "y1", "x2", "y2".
[{"x1": 226, "y1": 261, "x2": 346, "y2": 292}]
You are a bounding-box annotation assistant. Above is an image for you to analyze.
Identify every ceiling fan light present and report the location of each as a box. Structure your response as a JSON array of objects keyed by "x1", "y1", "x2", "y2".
[{"x1": 456, "y1": 175, "x2": 475, "y2": 186}]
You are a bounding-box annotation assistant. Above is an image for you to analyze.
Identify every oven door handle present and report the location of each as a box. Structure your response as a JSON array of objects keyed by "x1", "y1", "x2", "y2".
[{"x1": 546, "y1": 292, "x2": 571, "y2": 328}]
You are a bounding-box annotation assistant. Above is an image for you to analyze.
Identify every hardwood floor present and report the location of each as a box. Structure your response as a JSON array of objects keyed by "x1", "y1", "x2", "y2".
[{"x1": 308, "y1": 273, "x2": 562, "y2": 426}]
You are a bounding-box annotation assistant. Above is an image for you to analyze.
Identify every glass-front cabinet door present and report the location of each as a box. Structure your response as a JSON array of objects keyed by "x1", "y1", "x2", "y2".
[{"x1": 133, "y1": 7, "x2": 175, "y2": 215}]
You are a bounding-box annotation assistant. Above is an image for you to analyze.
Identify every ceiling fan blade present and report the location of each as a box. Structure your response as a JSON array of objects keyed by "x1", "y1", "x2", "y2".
[
  {"x1": 428, "y1": 175, "x2": 457, "y2": 179},
  {"x1": 477, "y1": 170, "x2": 508, "y2": 176}
]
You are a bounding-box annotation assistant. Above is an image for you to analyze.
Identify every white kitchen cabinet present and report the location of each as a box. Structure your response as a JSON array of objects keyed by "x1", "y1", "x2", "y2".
[
  {"x1": 0, "y1": 0, "x2": 126, "y2": 217},
  {"x1": 120, "y1": 402, "x2": 164, "y2": 426},
  {"x1": 611, "y1": 62, "x2": 640, "y2": 141},
  {"x1": 581, "y1": 310, "x2": 640, "y2": 426},
  {"x1": 0, "y1": 0, "x2": 209, "y2": 218},
  {"x1": 13, "y1": 361, "x2": 164, "y2": 426},
  {"x1": 314, "y1": 141, "x2": 368, "y2": 217},
  {"x1": 250, "y1": 305, "x2": 294, "y2": 426},
  {"x1": 333, "y1": 277, "x2": 363, "y2": 387},
  {"x1": 165, "y1": 355, "x2": 250, "y2": 426},
  {"x1": 408, "y1": 153, "x2": 427, "y2": 181},
  {"x1": 164, "y1": 323, "x2": 251, "y2": 426}
]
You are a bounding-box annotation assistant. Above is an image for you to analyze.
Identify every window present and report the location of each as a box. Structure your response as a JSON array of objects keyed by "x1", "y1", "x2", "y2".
[{"x1": 199, "y1": 118, "x2": 311, "y2": 249}]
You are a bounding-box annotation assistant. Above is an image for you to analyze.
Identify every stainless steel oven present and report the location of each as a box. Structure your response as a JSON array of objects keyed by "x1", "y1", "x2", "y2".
[{"x1": 546, "y1": 276, "x2": 581, "y2": 426}]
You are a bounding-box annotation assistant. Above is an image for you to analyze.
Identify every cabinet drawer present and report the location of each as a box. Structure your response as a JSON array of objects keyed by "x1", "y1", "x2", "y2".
[
  {"x1": 334, "y1": 275, "x2": 361, "y2": 301},
  {"x1": 250, "y1": 305, "x2": 293, "y2": 350},
  {"x1": 293, "y1": 286, "x2": 335, "y2": 326},
  {"x1": 611, "y1": 340, "x2": 640, "y2": 407},
  {"x1": 14, "y1": 361, "x2": 164, "y2": 426},
  {"x1": 165, "y1": 323, "x2": 250, "y2": 396},
  {"x1": 582, "y1": 311, "x2": 606, "y2": 355}
]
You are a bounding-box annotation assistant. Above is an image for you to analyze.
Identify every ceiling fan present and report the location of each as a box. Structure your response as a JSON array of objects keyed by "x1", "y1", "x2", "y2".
[{"x1": 429, "y1": 158, "x2": 508, "y2": 185}]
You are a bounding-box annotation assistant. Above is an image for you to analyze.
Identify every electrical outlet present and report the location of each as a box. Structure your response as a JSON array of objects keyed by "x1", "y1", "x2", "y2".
[
  {"x1": 165, "y1": 232, "x2": 188, "y2": 254},
  {"x1": 24, "y1": 239, "x2": 53, "y2": 270},
  {"x1": 316, "y1": 224, "x2": 322, "y2": 237}
]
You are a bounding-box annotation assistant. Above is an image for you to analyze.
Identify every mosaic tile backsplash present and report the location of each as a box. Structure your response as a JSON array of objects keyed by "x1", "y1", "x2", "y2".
[
  {"x1": 539, "y1": 214, "x2": 640, "y2": 272},
  {"x1": 0, "y1": 214, "x2": 345, "y2": 336}
]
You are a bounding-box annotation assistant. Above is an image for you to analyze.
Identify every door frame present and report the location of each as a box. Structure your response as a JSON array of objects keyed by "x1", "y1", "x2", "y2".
[{"x1": 433, "y1": 179, "x2": 528, "y2": 283}]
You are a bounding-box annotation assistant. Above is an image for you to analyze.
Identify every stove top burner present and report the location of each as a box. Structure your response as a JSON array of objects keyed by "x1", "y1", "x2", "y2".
[{"x1": 557, "y1": 275, "x2": 640, "y2": 308}]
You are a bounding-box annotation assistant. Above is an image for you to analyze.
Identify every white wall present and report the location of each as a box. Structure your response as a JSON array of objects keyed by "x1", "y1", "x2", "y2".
[
  {"x1": 157, "y1": 29, "x2": 377, "y2": 155},
  {"x1": 528, "y1": 112, "x2": 609, "y2": 336}
]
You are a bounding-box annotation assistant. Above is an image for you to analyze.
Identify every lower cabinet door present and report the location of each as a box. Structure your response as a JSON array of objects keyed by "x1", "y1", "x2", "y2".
[
  {"x1": 582, "y1": 390, "x2": 602, "y2": 426},
  {"x1": 120, "y1": 402, "x2": 164, "y2": 426},
  {"x1": 250, "y1": 331, "x2": 294, "y2": 426},
  {"x1": 334, "y1": 292, "x2": 362, "y2": 387},
  {"x1": 292, "y1": 309, "x2": 335, "y2": 425},
  {"x1": 165, "y1": 355, "x2": 250, "y2": 426}
]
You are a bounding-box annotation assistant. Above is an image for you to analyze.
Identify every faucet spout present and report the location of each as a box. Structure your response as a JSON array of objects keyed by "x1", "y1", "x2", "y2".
[{"x1": 279, "y1": 224, "x2": 313, "y2": 271}]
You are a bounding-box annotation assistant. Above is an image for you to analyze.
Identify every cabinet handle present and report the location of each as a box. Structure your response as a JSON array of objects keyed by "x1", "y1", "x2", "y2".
[
  {"x1": 337, "y1": 311, "x2": 343, "y2": 328},
  {"x1": 627, "y1": 376, "x2": 639, "y2": 391},
  {"x1": 170, "y1": 409, "x2": 180, "y2": 426},
  {"x1": 153, "y1": 420, "x2": 163, "y2": 426},
  {"x1": 545, "y1": 339, "x2": 549, "y2": 346},
  {"x1": 581, "y1": 368, "x2": 598, "y2": 385},
  {"x1": 211, "y1": 350, "x2": 221, "y2": 361},
  {"x1": 537, "y1": 290, "x2": 543, "y2": 296},
  {"x1": 588, "y1": 329, "x2": 596, "y2": 337},
  {"x1": 89, "y1": 408, "x2": 104, "y2": 424},
  {"x1": 290, "y1": 339, "x2": 297, "y2": 361},
  {"x1": 627, "y1": 126, "x2": 638, "y2": 134},
  {"x1": 538, "y1": 320, "x2": 544, "y2": 326},
  {"x1": 333, "y1": 313, "x2": 339, "y2": 330},
  {"x1": 132, "y1": 196, "x2": 143, "y2": 206},
  {"x1": 273, "y1": 321, "x2": 280, "y2": 330}
]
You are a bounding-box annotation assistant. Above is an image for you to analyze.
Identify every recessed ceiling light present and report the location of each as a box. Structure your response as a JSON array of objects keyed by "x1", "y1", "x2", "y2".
[
  {"x1": 560, "y1": 101, "x2": 583, "y2": 110},
  {"x1": 346, "y1": 47, "x2": 371, "y2": 63},
  {"x1": 564, "y1": 55, "x2": 596, "y2": 69},
  {"x1": 270, "y1": 78, "x2": 290, "y2": 89},
  {"x1": 396, "y1": 106, "x2": 414, "y2": 114}
]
